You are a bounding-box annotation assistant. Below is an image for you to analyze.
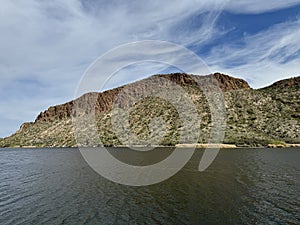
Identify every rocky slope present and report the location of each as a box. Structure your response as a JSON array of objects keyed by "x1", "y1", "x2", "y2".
[
  {"x1": 0, "y1": 73, "x2": 299, "y2": 148},
  {"x1": 32, "y1": 73, "x2": 250, "y2": 123}
]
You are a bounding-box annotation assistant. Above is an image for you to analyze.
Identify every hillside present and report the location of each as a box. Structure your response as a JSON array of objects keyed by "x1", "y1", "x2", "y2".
[{"x1": 0, "y1": 73, "x2": 299, "y2": 148}]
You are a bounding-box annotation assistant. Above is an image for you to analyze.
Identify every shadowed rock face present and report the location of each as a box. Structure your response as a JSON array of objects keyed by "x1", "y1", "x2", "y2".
[
  {"x1": 213, "y1": 73, "x2": 251, "y2": 91},
  {"x1": 34, "y1": 73, "x2": 250, "y2": 123}
]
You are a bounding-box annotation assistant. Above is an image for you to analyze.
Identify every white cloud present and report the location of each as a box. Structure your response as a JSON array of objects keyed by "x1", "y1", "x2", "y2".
[
  {"x1": 226, "y1": 0, "x2": 300, "y2": 14},
  {"x1": 207, "y1": 19, "x2": 300, "y2": 88}
]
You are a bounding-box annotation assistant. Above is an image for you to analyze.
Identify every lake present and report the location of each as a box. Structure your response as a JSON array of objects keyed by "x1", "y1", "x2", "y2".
[{"x1": 0, "y1": 148, "x2": 299, "y2": 224}]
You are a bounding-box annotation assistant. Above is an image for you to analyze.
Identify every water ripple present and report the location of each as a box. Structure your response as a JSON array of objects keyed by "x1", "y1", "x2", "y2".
[{"x1": 0, "y1": 148, "x2": 299, "y2": 224}]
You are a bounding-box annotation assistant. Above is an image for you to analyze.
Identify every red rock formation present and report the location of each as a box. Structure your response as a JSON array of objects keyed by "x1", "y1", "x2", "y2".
[
  {"x1": 33, "y1": 73, "x2": 251, "y2": 123},
  {"x1": 213, "y1": 73, "x2": 251, "y2": 91}
]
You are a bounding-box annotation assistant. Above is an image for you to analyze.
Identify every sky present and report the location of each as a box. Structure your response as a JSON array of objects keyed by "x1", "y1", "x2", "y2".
[{"x1": 1, "y1": 0, "x2": 300, "y2": 137}]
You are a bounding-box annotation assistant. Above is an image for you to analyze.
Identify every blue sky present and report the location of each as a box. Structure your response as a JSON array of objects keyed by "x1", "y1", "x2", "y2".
[{"x1": 1, "y1": 0, "x2": 300, "y2": 137}]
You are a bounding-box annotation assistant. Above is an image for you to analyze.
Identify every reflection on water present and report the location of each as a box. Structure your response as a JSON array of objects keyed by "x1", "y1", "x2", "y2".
[{"x1": 0, "y1": 148, "x2": 299, "y2": 225}]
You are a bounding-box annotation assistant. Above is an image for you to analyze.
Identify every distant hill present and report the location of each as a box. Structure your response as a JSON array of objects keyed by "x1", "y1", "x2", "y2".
[{"x1": 1, "y1": 73, "x2": 299, "y2": 148}]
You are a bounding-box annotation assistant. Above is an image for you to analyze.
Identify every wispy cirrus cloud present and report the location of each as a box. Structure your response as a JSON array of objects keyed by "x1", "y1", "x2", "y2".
[
  {"x1": 207, "y1": 18, "x2": 300, "y2": 87},
  {"x1": 225, "y1": 0, "x2": 300, "y2": 13}
]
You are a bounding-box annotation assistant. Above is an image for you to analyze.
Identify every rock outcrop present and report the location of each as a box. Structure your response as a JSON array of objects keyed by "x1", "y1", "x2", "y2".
[{"x1": 34, "y1": 73, "x2": 250, "y2": 123}]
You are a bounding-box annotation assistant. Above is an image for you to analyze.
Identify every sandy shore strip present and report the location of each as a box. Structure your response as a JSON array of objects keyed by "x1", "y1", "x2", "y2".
[{"x1": 176, "y1": 144, "x2": 237, "y2": 148}]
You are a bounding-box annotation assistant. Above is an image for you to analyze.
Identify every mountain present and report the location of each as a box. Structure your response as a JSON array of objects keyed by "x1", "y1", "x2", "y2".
[{"x1": 0, "y1": 73, "x2": 299, "y2": 148}]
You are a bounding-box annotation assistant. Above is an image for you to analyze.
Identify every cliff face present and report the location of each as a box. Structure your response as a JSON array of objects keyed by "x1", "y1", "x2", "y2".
[
  {"x1": 1, "y1": 73, "x2": 299, "y2": 148},
  {"x1": 35, "y1": 101, "x2": 73, "y2": 122},
  {"x1": 213, "y1": 73, "x2": 251, "y2": 91},
  {"x1": 34, "y1": 73, "x2": 250, "y2": 123}
]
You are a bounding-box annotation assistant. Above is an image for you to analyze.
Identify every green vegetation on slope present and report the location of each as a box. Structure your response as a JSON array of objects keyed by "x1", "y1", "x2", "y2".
[{"x1": 0, "y1": 74, "x2": 299, "y2": 148}]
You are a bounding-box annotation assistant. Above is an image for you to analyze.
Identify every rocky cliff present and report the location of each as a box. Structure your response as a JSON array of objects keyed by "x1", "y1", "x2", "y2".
[
  {"x1": 33, "y1": 73, "x2": 250, "y2": 123},
  {"x1": 0, "y1": 73, "x2": 299, "y2": 148}
]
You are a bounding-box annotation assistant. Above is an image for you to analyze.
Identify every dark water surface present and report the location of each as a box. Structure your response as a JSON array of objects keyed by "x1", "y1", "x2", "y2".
[{"x1": 0, "y1": 148, "x2": 299, "y2": 225}]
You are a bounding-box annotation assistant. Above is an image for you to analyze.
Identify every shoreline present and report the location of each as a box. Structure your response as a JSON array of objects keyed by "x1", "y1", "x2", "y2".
[
  {"x1": 1, "y1": 143, "x2": 300, "y2": 149},
  {"x1": 175, "y1": 144, "x2": 237, "y2": 148},
  {"x1": 267, "y1": 143, "x2": 300, "y2": 148}
]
